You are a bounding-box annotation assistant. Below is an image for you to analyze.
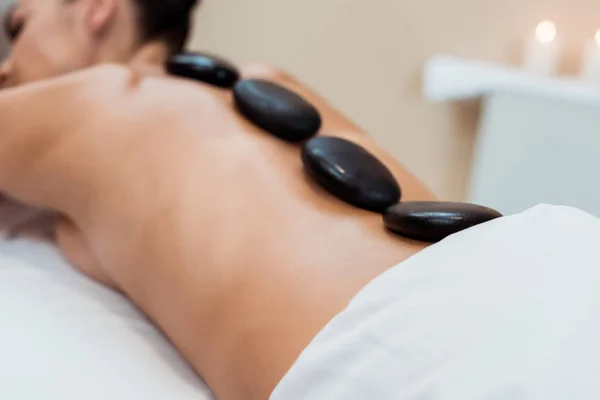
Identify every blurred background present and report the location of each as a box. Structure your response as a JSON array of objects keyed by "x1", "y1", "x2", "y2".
[{"x1": 191, "y1": 0, "x2": 600, "y2": 204}]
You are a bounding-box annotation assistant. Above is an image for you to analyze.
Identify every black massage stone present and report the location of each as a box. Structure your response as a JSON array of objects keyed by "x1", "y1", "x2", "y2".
[
  {"x1": 233, "y1": 79, "x2": 322, "y2": 142},
  {"x1": 166, "y1": 52, "x2": 240, "y2": 88},
  {"x1": 383, "y1": 201, "x2": 503, "y2": 242},
  {"x1": 302, "y1": 136, "x2": 401, "y2": 212}
]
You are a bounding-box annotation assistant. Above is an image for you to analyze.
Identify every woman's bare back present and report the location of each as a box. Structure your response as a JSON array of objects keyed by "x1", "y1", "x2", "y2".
[{"x1": 0, "y1": 64, "x2": 433, "y2": 399}]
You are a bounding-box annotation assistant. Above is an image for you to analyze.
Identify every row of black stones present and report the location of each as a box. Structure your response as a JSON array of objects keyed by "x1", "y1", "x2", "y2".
[{"x1": 165, "y1": 52, "x2": 503, "y2": 243}]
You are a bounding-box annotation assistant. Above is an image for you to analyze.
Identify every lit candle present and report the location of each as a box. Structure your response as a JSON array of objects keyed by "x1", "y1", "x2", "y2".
[
  {"x1": 580, "y1": 30, "x2": 600, "y2": 84},
  {"x1": 523, "y1": 21, "x2": 562, "y2": 75}
]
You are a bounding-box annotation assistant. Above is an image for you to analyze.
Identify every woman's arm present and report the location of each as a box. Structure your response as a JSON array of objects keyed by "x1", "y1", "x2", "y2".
[{"x1": 0, "y1": 66, "x2": 119, "y2": 213}]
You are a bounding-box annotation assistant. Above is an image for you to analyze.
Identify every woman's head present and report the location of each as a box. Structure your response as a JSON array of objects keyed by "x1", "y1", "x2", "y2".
[
  {"x1": 0, "y1": 0, "x2": 199, "y2": 86},
  {"x1": 134, "y1": 0, "x2": 198, "y2": 55}
]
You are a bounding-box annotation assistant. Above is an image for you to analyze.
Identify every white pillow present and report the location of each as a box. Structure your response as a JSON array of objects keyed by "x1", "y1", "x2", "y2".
[{"x1": 0, "y1": 238, "x2": 214, "y2": 400}]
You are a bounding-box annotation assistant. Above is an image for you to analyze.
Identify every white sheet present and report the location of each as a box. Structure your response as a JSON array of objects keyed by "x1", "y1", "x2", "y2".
[
  {"x1": 271, "y1": 204, "x2": 600, "y2": 399},
  {"x1": 0, "y1": 238, "x2": 213, "y2": 399}
]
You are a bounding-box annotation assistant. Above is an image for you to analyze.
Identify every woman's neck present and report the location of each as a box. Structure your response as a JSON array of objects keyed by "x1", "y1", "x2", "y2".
[{"x1": 129, "y1": 41, "x2": 170, "y2": 69}]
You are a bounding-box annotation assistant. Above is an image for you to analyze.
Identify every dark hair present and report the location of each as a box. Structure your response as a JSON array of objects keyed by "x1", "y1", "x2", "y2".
[{"x1": 134, "y1": 0, "x2": 200, "y2": 54}]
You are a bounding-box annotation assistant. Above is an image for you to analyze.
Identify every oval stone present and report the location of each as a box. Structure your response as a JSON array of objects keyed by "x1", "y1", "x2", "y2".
[
  {"x1": 166, "y1": 52, "x2": 240, "y2": 88},
  {"x1": 383, "y1": 201, "x2": 503, "y2": 242},
  {"x1": 301, "y1": 136, "x2": 401, "y2": 212},
  {"x1": 233, "y1": 79, "x2": 322, "y2": 142}
]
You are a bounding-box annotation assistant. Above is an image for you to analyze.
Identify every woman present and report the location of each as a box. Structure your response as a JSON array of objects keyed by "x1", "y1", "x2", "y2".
[{"x1": 2, "y1": 1, "x2": 600, "y2": 399}]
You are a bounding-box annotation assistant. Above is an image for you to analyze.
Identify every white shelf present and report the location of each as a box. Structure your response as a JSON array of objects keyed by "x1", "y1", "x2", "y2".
[
  {"x1": 424, "y1": 55, "x2": 600, "y2": 107},
  {"x1": 423, "y1": 55, "x2": 600, "y2": 216}
]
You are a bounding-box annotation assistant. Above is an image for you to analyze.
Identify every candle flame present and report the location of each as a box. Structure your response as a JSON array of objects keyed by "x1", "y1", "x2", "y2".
[
  {"x1": 536, "y1": 20, "x2": 557, "y2": 43},
  {"x1": 595, "y1": 29, "x2": 600, "y2": 47}
]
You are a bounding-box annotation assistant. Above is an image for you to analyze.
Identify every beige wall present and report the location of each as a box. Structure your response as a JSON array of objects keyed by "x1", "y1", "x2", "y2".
[{"x1": 190, "y1": 0, "x2": 600, "y2": 200}]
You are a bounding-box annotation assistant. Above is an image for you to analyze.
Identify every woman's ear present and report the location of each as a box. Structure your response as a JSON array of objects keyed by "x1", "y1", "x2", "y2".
[{"x1": 84, "y1": 0, "x2": 118, "y2": 35}]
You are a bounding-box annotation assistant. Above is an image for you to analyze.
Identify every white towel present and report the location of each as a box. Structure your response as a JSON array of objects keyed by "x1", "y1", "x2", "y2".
[{"x1": 271, "y1": 204, "x2": 600, "y2": 400}]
